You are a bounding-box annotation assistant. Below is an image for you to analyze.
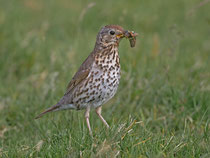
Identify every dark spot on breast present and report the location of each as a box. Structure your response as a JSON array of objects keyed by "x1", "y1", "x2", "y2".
[
  {"x1": 88, "y1": 97, "x2": 95, "y2": 103},
  {"x1": 95, "y1": 71, "x2": 99, "y2": 75},
  {"x1": 89, "y1": 79, "x2": 93, "y2": 84},
  {"x1": 113, "y1": 79, "x2": 117, "y2": 83},
  {"x1": 109, "y1": 66, "x2": 114, "y2": 71},
  {"x1": 84, "y1": 88, "x2": 89, "y2": 93},
  {"x1": 108, "y1": 83, "x2": 113, "y2": 87}
]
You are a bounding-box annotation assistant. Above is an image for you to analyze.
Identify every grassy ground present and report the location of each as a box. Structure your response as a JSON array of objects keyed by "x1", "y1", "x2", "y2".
[{"x1": 0, "y1": 0, "x2": 210, "y2": 157}]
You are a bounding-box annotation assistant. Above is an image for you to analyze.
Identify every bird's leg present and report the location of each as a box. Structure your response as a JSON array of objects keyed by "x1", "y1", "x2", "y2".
[
  {"x1": 95, "y1": 106, "x2": 110, "y2": 128},
  {"x1": 85, "y1": 106, "x2": 92, "y2": 136}
]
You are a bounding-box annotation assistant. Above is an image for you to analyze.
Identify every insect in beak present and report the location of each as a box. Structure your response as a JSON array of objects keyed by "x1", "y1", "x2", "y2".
[{"x1": 124, "y1": 30, "x2": 138, "y2": 47}]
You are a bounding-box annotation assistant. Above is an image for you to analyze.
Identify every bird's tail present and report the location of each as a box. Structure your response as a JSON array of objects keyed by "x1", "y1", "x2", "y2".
[{"x1": 35, "y1": 104, "x2": 60, "y2": 119}]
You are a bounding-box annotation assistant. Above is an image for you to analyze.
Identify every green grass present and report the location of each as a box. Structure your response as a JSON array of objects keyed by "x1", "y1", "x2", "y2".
[{"x1": 0, "y1": 0, "x2": 210, "y2": 157}]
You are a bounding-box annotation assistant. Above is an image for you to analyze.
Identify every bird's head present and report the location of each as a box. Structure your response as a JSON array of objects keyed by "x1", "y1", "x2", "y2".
[
  {"x1": 96, "y1": 25, "x2": 125, "y2": 47},
  {"x1": 95, "y1": 25, "x2": 138, "y2": 48}
]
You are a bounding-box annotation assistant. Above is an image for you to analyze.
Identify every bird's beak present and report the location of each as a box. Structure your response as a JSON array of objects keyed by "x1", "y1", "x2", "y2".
[
  {"x1": 116, "y1": 32, "x2": 125, "y2": 39},
  {"x1": 116, "y1": 30, "x2": 138, "y2": 39}
]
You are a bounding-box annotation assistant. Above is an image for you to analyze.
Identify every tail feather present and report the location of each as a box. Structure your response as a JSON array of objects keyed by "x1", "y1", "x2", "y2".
[{"x1": 35, "y1": 104, "x2": 60, "y2": 119}]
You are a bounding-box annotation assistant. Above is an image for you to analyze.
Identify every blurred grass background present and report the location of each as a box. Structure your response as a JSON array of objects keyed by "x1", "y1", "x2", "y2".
[{"x1": 0, "y1": 0, "x2": 210, "y2": 157}]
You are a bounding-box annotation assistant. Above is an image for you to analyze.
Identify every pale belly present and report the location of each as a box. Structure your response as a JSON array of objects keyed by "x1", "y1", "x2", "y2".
[
  {"x1": 76, "y1": 67, "x2": 120, "y2": 109},
  {"x1": 91, "y1": 69, "x2": 120, "y2": 108}
]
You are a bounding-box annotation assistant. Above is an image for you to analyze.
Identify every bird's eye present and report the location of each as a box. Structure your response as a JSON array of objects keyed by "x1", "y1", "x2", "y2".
[{"x1": 109, "y1": 30, "x2": 115, "y2": 35}]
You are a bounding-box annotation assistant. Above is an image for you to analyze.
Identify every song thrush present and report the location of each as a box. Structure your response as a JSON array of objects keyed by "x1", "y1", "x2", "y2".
[{"x1": 35, "y1": 25, "x2": 138, "y2": 135}]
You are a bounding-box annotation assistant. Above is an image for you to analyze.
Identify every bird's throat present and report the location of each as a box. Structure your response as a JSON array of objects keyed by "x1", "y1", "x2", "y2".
[{"x1": 94, "y1": 46, "x2": 120, "y2": 71}]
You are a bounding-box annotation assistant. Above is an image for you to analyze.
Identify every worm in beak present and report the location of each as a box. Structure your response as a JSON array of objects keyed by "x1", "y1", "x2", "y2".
[{"x1": 125, "y1": 30, "x2": 138, "y2": 47}]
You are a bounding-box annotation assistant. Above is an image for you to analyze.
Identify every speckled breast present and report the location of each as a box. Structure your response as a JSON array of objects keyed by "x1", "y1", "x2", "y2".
[{"x1": 74, "y1": 47, "x2": 121, "y2": 109}]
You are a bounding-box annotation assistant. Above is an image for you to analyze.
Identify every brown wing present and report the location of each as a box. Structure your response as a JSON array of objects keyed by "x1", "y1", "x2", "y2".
[
  {"x1": 65, "y1": 69, "x2": 90, "y2": 95},
  {"x1": 64, "y1": 52, "x2": 94, "y2": 95}
]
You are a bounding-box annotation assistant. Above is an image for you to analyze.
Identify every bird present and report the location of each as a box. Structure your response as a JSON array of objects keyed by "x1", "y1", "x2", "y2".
[{"x1": 35, "y1": 25, "x2": 138, "y2": 135}]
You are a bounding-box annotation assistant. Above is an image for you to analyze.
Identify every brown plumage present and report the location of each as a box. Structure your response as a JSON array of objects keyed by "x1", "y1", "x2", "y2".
[{"x1": 35, "y1": 25, "x2": 138, "y2": 135}]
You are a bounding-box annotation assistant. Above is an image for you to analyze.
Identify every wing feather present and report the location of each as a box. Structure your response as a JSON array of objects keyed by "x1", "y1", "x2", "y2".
[{"x1": 64, "y1": 53, "x2": 94, "y2": 95}]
